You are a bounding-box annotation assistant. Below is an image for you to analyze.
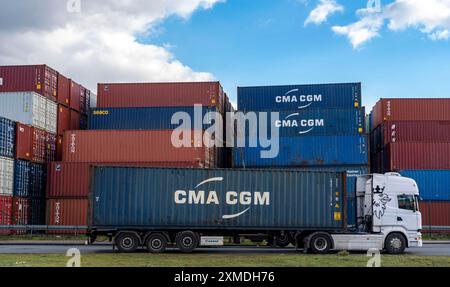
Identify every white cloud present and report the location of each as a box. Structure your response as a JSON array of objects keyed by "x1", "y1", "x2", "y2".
[
  {"x1": 304, "y1": 0, "x2": 344, "y2": 26},
  {"x1": 0, "y1": 0, "x2": 223, "y2": 91},
  {"x1": 332, "y1": 0, "x2": 450, "y2": 48}
]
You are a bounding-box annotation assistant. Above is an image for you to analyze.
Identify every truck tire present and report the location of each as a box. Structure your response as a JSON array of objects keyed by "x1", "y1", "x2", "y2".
[
  {"x1": 309, "y1": 233, "x2": 332, "y2": 254},
  {"x1": 275, "y1": 234, "x2": 291, "y2": 248},
  {"x1": 146, "y1": 233, "x2": 168, "y2": 253},
  {"x1": 115, "y1": 232, "x2": 140, "y2": 253},
  {"x1": 175, "y1": 231, "x2": 199, "y2": 253},
  {"x1": 385, "y1": 233, "x2": 406, "y2": 254}
]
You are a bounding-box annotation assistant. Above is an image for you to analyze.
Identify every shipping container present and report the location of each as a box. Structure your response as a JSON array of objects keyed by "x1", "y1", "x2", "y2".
[
  {"x1": 29, "y1": 163, "x2": 46, "y2": 198},
  {"x1": 89, "y1": 106, "x2": 219, "y2": 131},
  {"x1": 69, "y1": 80, "x2": 82, "y2": 112},
  {"x1": 383, "y1": 143, "x2": 450, "y2": 171},
  {"x1": 32, "y1": 127, "x2": 47, "y2": 164},
  {"x1": 13, "y1": 160, "x2": 30, "y2": 197},
  {"x1": 46, "y1": 132, "x2": 57, "y2": 162},
  {"x1": 57, "y1": 73, "x2": 70, "y2": 107},
  {"x1": 233, "y1": 135, "x2": 368, "y2": 168},
  {"x1": 0, "y1": 65, "x2": 58, "y2": 101},
  {"x1": 80, "y1": 114, "x2": 88, "y2": 130},
  {"x1": 238, "y1": 83, "x2": 361, "y2": 111},
  {"x1": 69, "y1": 109, "x2": 80, "y2": 130},
  {"x1": 45, "y1": 99, "x2": 57, "y2": 133},
  {"x1": 57, "y1": 105, "x2": 70, "y2": 136},
  {"x1": 90, "y1": 167, "x2": 346, "y2": 230},
  {"x1": 97, "y1": 82, "x2": 225, "y2": 113},
  {"x1": 420, "y1": 201, "x2": 450, "y2": 231},
  {"x1": 28, "y1": 198, "x2": 45, "y2": 225},
  {"x1": 0, "y1": 92, "x2": 46, "y2": 131},
  {"x1": 399, "y1": 170, "x2": 450, "y2": 201},
  {"x1": 0, "y1": 157, "x2": 14, "y2": 196},
  {"x1": 371, "y1": 98, "x2": 450, "y2": 129},
  {"x1": 62, "y1": 130, "x2": 216, "y2": 166},
  {"x1": 242, "y1": 108, "x2": 365, "y2": 137},
  {"x1": 80, "y1": 86, "x2": 90, "y2": 115},
  {"x1": 12, "y1": 197, "x2": 29, "y2": 225},
  {"x1": 0, "y1": 117, "x2": 15, "y2": 158},
  {"x1": 56, "y1": 135, "x2": 63, "y2": 161},
  {"x1": 372, "y1": 121, "x2": 450, "y2": 151},
  {"x1": 46, "y1": 198, "x2": 88, "y2": 232},
  {"x1": 0, "y1": 195, "x2": 12, "y2": 234},
  {"x1": 15, "y1": 123, "x2": 32, "y2": 161}
]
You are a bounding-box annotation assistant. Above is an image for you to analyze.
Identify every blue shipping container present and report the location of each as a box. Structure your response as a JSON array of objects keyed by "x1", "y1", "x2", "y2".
[
  {"x1": 91, "y1": 167, "x2": 346, "y2": 230},
  {"x1": 29, "y1": 163, "x2": 46, "y2": 198},
  {"x1": 0, "y1": 116, "x2": 15, "y2": 158},
  {"x1": 89, "y1": 107, "x2": 218, "y2": 130},
  {"x1": 233, "y1": 135, "x2": 368, "y2": 168},
  {"x1": 399, "y1": 170, "x2": 450, "y2": 201},
  {"x1": 238, "y1": 83, "x2": 361, "y2": 111},
  {"x1": 13, "y1": 160, "x2": 30, "y2": 197},
  {"x1": 248, "y1": 108, "x2": 365, "y2": 137}
]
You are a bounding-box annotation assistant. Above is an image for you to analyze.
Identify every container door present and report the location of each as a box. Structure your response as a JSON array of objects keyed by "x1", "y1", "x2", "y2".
[
  {"x1": 0, "y1": 158, "x2": 14, "y2": 196},
  {"x1": 46, "y1": 99, "x2": 57, "y2": 133}
]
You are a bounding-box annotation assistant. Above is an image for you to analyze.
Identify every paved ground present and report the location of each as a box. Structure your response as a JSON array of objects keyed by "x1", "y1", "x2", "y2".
[{"x1": 0, "y1": 242, "x2": 449, "y2": 256}]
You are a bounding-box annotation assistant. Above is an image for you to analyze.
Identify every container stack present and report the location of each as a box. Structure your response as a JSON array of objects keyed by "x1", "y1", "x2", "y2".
[
  {"x1": 370, "y1": 98, "x2": 450, "y2": 233},
  {"x1": 233, "y1": 83, "x2": 369, "y2": 227},
  {"x1": 46, "y1": 81, "x2": 233, "y2": 233},
  {"x1": 0, "y1": 65, "x2": 91, "y2": 233}
]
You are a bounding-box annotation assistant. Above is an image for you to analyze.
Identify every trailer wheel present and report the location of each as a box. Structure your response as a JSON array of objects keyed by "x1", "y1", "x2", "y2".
[
  {"x1": 385, "y1": 233, "x2": 406, "y2": 254},
  {"x1": 309, "y1": 233, "x2": 332, "y2": 254},
  {"x1": 275, "y1": 233, "x2": 291, "y2": 248},
  {"x1": 145, "y1": 233, "x2": 168, "y2": 253},
  {"x1": 115, "y1": 232, "x2": 140, "y2": 253},
  {"x1": 175, "y1": 231, "x2": 199, "y2": 253}
]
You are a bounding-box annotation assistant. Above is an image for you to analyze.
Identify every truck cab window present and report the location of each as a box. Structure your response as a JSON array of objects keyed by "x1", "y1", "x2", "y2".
[{"x1": 398, "y1": 195, "x2": 416, "y2": 212}]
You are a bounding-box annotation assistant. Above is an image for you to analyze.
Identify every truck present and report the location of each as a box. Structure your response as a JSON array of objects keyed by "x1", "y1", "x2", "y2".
[{"x1": 87, "y1": 167, "x2": 422, "y2": 254}]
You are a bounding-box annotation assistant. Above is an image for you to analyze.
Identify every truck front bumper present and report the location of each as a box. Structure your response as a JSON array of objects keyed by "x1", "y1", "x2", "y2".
[{"x1": 408, "y1": 232, "x2": 423, "y2": 247}]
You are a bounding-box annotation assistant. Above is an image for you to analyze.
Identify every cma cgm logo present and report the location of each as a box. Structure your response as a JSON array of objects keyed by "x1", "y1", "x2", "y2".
[
  {"x1": 174, "y1": 177, "x2": 270, "y2": 219},
  {"x1": 275, "y1": 89, "x2": 323, "y2": 109},
  {"x1": 274, "y1": 113, "x2": 325, "y2": 135}
]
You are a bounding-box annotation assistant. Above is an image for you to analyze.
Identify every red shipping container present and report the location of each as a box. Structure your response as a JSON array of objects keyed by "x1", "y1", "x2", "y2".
[
  {"x1": 62, "y1": 130, "x2": 215, "y2": 165},
  {"x1": 57, "y1": 105, "x2": 70, "y2": 136},
  {"x1": 372, "y1": 98, "x2": 450, "y2": 129},
  {"x1": 0, "y1": 196, "x2": 12, "y2": 235},
  {"x1": 32, "y1": 127, "x2": 47, "y2": 164},
  {"x1": 97, "y1": 82, "x2": 225, "y2": 112},
  {"x1": 46, "y1": 132, "x2": 57, "y2": 162},
  {"x1": 375, "y1": 121, "x2": 450, "y2": 147},
  {"x1": 386, "y1": 143, "x2": 450, "y2": 171},
  {"x1": 12, "y1": 197, "x2": 29, "y2": 235},
  {"x1": 0, "y1": 65, "x2": 58, "y2": 101},
  {"x1": 69, "y1": 80, "x2": 82, "y2": 112},
  {"x1": 15, "y1": 123, "x2": 32, "y2": 161},
  {"x1": 70, "y1": 109, "x2": 81, "y2": 130},
  {"x1": 420, "y1": 201, "x2": 450, "y2": 231},
  {"x1": 46, "y1": 198, "x2": 88, "y2": 234},
  {"x1": 57, "y1": 74, "x2": 70, "y2": 107},
  {"x1": 56, "y1": 135, "x2": 63, "y2": 161}
]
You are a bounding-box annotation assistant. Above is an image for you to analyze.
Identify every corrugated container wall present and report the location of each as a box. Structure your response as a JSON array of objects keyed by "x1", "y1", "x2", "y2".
[
  {"x1": 0, "y1": 196, "x2": 12, "y2": 233},
  {"x1": 45, "y1": 100, "x2": 57, "y2": 134},
  {"x1": 57, "y1": 105, "x2": 71, "y2": 136},
  {"x1": 0, "y1": 117, "x2": 15, "y2": 158},
  {"x1": 371, "y1": 99, "x2": 450, "y2": 129},
  {"x1": 31, "y1": 128, "x2": 47, "y2": 164},
  {"x1": 57, "y1": 73, "x2": 70, "y2": 107},
  {"x1": 400, "y1": 170, "x2": 450, "y2": 201},
  {"x1": 385, "y1": 143, "x2": 450, "y2": 171},
  {"x1": 29, "y1": 163, "x2": 46, "y2": 198},
  {"x1": 12, "y1": 197, "x2": 29, "y2": 226},
  {"x1": 0, "y1": 157, "x2": 14, "y2": 196},
  {"x1": 91, "y1": 168, "x2": 346, "y2": 230},
  {"x1": 233, "y1": 135, "x2": 368, "y2": 168},
  {"x1": 46, "y1": 162, "x2": 90, "y2": 198},
  {"x1": 89, "y1": 107, "x2": 219, "y2": 131},
  {"x1": 46, "y1": 198, "x2": 88, "y2": 228},
  {"x1": 46, "y1": 132, "x2": 57, "y2": 162},
  {"x1": 69, "y1": 110, "x2": 80, "y2": 130},
  {"x1": 238, "y1": 83, "x2": 361, "y2": 111},
  {"x1": 13, "y1": 160, "x2": 30, "y2": 197},
  {"x1": 15, "y1": 123, "x2": 32, "y2": 161},
  {"x1": 62, "y1": 130, "x2": 216, "y2": 167},
  {"x1": 97, "y1": 82, "x2": 225, "y2": 113},
  {"x1": 0, "y1": 65, "x2": 58, "y2": 100},
  {"x1": 28, "y1": 198, "x2": 45, "y2": 225},
  {"x1": 69, "y1": 80, "x2": 82, "y2": 112},
  {"x1": 420, "y1": 202, "x2": 450, "y2": 230}
]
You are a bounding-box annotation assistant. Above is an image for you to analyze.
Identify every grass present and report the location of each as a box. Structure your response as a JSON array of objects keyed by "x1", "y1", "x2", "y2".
[{"x1": 0, "y1": 253, "x2": 449, "y2": 267}]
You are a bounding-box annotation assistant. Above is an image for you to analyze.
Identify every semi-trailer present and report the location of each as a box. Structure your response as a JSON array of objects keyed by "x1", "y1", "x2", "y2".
[{"x1": 87, "y1": 167, "x2": 422, "y2": 254}]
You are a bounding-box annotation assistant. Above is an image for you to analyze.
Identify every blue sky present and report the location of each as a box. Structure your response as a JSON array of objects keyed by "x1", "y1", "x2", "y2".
[{"x1": 142, "y1": 0, "x2": 450, "y2": 110}]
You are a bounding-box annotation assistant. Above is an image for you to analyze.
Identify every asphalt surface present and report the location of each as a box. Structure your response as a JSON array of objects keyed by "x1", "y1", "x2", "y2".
[{"x1": 0, "y1": 243, "x2": 449, "y2": 256}]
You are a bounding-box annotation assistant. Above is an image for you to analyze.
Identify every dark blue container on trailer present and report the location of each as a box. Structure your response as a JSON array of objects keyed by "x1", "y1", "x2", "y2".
[
  {"x1": 29, "y1": 163, "x2": 46, "y2": 198},
  {"x1": 13, "y1": 160, "x2": 30, "y2": 197},
  {"x1": 88, "y1": 107, "x2": 218, "y2": 130},
  {"x1": 0, "y1": 116, "x2": 16, "y2": 158},
  {"x1": 90, "y1": 167, "x2": 347, "y2": 230},
  {"x1": 238, "y1": 83, "x2": 361, "y2": 111},
  {"x1": 399, "y1": 170, "x2": 450, "y2": 201},
  {"x1": 233, "y1": 135, "x2": 368, "y2": 167}
]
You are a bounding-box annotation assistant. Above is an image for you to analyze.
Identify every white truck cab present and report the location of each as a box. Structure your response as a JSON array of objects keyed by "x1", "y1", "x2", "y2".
[{"x1": 329, "y1": 173, "x2": 423, "y2": 254}]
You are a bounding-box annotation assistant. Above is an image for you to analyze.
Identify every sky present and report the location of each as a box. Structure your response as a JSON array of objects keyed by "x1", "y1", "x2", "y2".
[{"x1": 1, "y1": 0, "x2": 450, "y2": 110}]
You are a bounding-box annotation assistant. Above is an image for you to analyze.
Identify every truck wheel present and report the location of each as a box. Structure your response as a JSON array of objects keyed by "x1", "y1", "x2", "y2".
[
  {"x1": 115, "y1": 232, "x2": 140, "y2": 253},
  {"x1": 146, "y1": 233, "x2": 168, "y2": 253},
  {"x1": 275, "y1": 234, "x2": 291, "y2": 248},
  {"x1": 309, "y1": 234, "x2": 332, "y2": 254},
  {"x1": 385, "y1": 233, "x2": 406, "y2": 254},
  {"x1": 175, "y1": 231, "x2": 199, "y2": 253}
]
